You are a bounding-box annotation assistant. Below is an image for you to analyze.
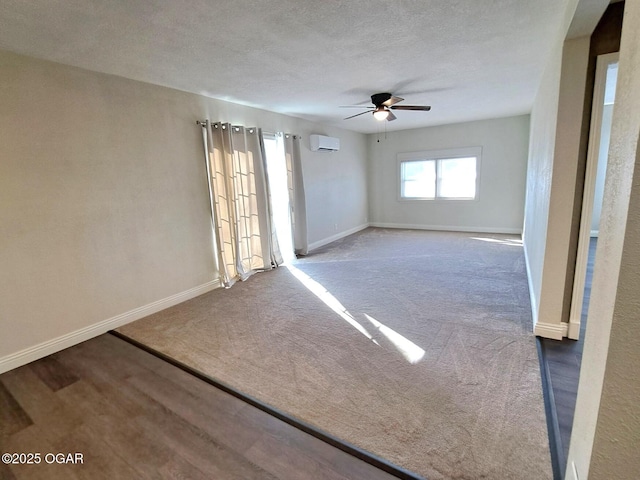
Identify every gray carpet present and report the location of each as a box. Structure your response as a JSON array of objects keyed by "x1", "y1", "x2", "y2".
[{"x1": 118, "y1": 228, "x2": 552, "y2": 479}]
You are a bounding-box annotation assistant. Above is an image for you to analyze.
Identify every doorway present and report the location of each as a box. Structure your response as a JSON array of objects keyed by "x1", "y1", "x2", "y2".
[
  {"x1": 568, "y1": 53, "x2": 619, "y2": 339},
  {"x1": 263, "y1": 132, "x2": 295, "y2": 263}
]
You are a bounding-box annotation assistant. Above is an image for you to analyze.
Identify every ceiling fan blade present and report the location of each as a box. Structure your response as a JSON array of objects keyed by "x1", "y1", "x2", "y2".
[
  {"x1": 386, "y1": 111, "x2": 397, "y2": 121},
  {"x1": 343, "y1": 110, "x2": 371, "y2": 120},
  {"x1": 382, "y1": 95, "x2": 404, "y2": 107},
  {"x1": 390, "y1": 105, "x2": 431, "y2": 111},
  {"x1": 339, "y1": 105, "x2": 374, "y2": 108}
]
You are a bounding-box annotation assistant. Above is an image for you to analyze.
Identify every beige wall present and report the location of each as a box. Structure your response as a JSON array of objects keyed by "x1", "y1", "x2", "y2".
[
  {"x1": 522, "y1": 0, "x2": 607, "y2": 337},
  {"x1": 0, "y1": 50, "x2": 368, "y2": 370},
  {"x1": 536, "y1": 36, "x2": 591, "y2": 338},
  {"x1": 591, "y1": 104, "x2": 614, "y2": 233},
  {"x1": 568, "y1": 1, "x2": 640, "y2": 477},
  {"x1": 367, "y1": 115, "x2": 530, "y2": 234}
]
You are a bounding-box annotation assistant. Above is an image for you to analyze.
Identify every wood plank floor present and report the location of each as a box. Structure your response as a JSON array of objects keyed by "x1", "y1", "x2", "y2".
[
  {"x1": 0, "y1": 334, "x2": 399, "y2": 480},
  {"x1": 539, "y1": 238, "x2": 596, "y2": 478}
]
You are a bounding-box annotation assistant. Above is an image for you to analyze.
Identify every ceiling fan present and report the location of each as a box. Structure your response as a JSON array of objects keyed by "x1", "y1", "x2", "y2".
[{"x1": 341, "y1": 92, "x2": 431, "y2": 122}]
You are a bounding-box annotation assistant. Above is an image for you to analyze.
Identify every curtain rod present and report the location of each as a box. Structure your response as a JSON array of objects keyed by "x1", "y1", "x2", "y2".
[
  {"x1": 197, "y1": 120, "x2": 298, "y2": 139},
  {"x1": 196, "y1": 120, "x2": 257, "y2": 134}
]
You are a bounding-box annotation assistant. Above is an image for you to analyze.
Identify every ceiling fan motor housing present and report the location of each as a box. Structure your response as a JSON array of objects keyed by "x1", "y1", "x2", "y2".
[
  {"x1": 371, "y1": 92, "x2": 393, "y2": 106},
  {"x1": 342, "y1": 92, "x2": 429, "y2": 121}
]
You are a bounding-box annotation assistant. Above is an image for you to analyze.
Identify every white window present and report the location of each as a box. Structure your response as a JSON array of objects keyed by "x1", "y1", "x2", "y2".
[{"x1": 398, "y1": 147, "x2": 481, "y2": 200}]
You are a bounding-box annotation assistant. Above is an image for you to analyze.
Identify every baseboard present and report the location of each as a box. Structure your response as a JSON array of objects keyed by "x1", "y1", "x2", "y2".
[
  {"x1": 368, "y1": 222, "x2": 522, "y2": 235},
  {"x1": 0, "y1": 280, "x2": 220, "y2": 374},
  {"x1": 568, "y1": 321, "x2": 581, "y2": 340},
  {"x1": 534, "y1": 321, "x2": 569, "y2": 340},
  {"x1": 523, "y1": 242, "x2": 570, "y2": 340},
  {"x1": 523, "y1": 242, "x2": 539, "y2": 330},
  {"x1": 308, "y1": 223, "x2": 369, "y2": 251}
]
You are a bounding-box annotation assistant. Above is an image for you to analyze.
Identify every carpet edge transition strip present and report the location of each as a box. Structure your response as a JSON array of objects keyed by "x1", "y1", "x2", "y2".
[
  {"x1": 109, "y1": 330, "x2": 425, "y2": 480},
  {"x1": 536, "y1": 338, "x2": 563, "y2": 480}
]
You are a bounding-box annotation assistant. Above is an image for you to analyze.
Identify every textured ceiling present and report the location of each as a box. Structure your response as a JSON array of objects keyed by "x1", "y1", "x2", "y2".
[{"x1": 1, "y1": 0, "x2": 575, "y2": 133}]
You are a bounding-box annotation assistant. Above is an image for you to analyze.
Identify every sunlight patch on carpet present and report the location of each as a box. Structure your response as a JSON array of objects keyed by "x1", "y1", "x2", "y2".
[
  {"x1": 470, "y1": 236, "x2": 523, "y2": 246},
  {"x1": 286, "y1": 264, "x2": 380, "y2": 345},
  {"x1": 364, "y1": 314, "x2": 425, "y2": 364}
]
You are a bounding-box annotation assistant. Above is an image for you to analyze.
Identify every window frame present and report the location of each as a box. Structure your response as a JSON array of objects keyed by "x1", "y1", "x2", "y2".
[{"x1": 397, "y1": 146, "x2": 482, "y2": 202}]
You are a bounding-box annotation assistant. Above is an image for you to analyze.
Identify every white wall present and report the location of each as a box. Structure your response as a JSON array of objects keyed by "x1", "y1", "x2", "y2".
[
  {"x1": 367, "y1": 115, "x2": 530, "y2": 234},
  {"x1": 0, "y1": 49, "x2": 368, "y2": 371},
  {"x1": 568, "y1": 1, "x2": 640, "y2": 477},
  {"x1": 303, "y1": 137, "x2": 368, "y2": 248},
  {"x1": 522, "y1": 40, "x2": 562, "y2": 322}
]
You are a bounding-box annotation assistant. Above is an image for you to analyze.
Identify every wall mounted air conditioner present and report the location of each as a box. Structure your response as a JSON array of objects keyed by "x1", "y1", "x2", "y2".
[{"x1": 310, "y1": 134, "x2": 340, "y2": 152}]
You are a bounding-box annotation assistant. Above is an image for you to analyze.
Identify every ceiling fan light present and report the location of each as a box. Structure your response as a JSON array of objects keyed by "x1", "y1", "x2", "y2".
[{"x1": 373, "y1": 109, "x2": 389, "y2": 121}]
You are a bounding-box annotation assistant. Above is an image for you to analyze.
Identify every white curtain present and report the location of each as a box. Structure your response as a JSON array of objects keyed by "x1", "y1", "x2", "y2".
[
  {"x1": 202, "y1": 121, "x2": 282, "y2": 287},
  {"x1": 283, "y1": 134, "x2": 308, "y2": 256}
]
